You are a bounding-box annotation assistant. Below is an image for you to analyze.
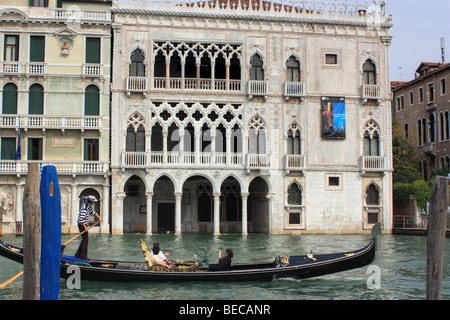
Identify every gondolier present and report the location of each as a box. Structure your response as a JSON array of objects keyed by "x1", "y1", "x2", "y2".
[{"x1": 75, "y1": 195, "x2": 102, "y2": 260}]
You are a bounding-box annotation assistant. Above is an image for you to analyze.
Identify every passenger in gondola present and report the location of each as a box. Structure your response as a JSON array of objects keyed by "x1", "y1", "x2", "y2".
[
  {"x1": 151, "y1": 241, "x2": 171, "y2": 264},
  {"x1": 210, "y1": 248, "x2": 234, "y2": 271},
  {"x1": 150, "y1": 242, "x2": 174, "y2": 269}
]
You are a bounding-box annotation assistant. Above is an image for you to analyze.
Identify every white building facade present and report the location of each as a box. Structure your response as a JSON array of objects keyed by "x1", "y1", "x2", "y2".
[{"x1": 110, "y1": 0, "x2": 393, "y2": 235}]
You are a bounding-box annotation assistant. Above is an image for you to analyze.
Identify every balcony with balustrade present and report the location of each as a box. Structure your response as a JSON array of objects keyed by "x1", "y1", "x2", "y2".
[
  {"x1": 247, "y1": 80, "x2": 268, "y2": 100},
  {"x1": 126, "y1": 76, "x2": 148, "y2": 96},
  {"x1": 284, "y1": 154, "x2": 306, "y2": 173},
  {"x1": 153, "y1": 77, "x2": 242, "y2": 92},
  {"x1": 121, "y1": 150, "x2": 267, "y2": 170},
  {"x1": 284, "y1": 82, "x2": 305, "y2": 101},
  {"x1": 0, "y1": 160, "x2": 109, "y2": 176},
  {"x1": 361, "y1": 84, "x2": 381, "y2": 104},
  {"x1": 0, "y1": 114, "x2": 102, "y2": 133},
  {"x1": 361, "y1": 155, "x2": 386, "y2": 175}
]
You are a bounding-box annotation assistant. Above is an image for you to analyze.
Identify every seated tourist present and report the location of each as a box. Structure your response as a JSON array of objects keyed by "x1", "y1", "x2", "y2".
[{"x1": 150, "y1": 243, "x2": 174, "y2": 269}]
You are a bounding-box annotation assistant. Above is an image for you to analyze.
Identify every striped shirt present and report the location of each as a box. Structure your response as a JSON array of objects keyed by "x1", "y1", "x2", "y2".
[{"x1": 77, "y1": 201, "x2": 97, "y2": 225}]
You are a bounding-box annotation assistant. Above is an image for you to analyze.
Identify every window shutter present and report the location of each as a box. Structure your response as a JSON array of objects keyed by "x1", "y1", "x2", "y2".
[
  {"x1": 86, "y1": 38, "x2": 100, "y2": 64},
  {"x1": 84, "y1": 85, "x2": 99, "y2": 115},
  {"x1": 30, "y1": 36, "x2": 45, "y2": 62},
  {"x1": 29, "y1": 84, "x2": 44, "y2": 114},
  {"x1": 2, "y1": 83, "x2": 18, "y2": 114},
  {"x1": 1, "y1": 138, "x2": 16, "y2": 160}
]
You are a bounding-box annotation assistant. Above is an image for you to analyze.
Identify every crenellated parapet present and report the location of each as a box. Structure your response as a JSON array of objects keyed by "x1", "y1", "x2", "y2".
[{"x1": 113, "y1": 0, "x2": 392, "y2": 27}]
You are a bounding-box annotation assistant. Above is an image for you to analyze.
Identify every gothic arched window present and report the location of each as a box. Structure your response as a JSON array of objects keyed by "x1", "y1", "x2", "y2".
[
  {"x1": 249, "y1": 54, "x2": 264, "y2": 81},
  {"x1": 126, "y1": 113, "x2": 146, "y2": 152},
  {"x1": 363, "y1": 59, "x2": 376, "y2": 85},
  {"x1": 130, "y1": 49, "x2": 145, "y2": 77},
  {"x1": 363, "y1": 121, "x2": 380, "y2": 156},
  {"x1": 366, "y1": 184, "x2": 379, "y2": 205},
  {"x1": 287, "y1": 183, "x2": 302, "y2": 205},
  {"x1": 286, "y1": 56, "x2": 300, "y2": 82}
]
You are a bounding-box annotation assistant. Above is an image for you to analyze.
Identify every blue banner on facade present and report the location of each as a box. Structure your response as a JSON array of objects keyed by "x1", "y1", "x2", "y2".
[{"x1": 321, "y1": 96, "x2": 346, "y2": 140}]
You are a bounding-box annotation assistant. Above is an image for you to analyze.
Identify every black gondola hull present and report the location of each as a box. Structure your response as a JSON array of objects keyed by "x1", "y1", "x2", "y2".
[{"x1": 0, "y1": 239, "x2": 375, "y2": 282}]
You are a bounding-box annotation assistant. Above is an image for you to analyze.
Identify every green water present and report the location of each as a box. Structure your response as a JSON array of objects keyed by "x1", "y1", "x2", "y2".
[{"x1": 0, "y1": 233, "x2": 449, "y2": 300}]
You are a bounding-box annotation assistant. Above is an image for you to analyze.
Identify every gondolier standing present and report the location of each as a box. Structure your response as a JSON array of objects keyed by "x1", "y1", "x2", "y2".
[{"x1": 75, "y1": 195, "x2": 102, "y2": 260}]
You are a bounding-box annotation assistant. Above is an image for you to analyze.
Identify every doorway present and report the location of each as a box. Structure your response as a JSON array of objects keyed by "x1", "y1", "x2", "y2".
[{"x1": 157, "y1": 203, "x2": 175, "y2": 232}]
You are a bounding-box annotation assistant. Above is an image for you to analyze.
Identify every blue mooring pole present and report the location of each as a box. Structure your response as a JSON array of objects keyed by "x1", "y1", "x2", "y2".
[{"x1": 40, "y1": 165, "x2": 61, "y2": 300}]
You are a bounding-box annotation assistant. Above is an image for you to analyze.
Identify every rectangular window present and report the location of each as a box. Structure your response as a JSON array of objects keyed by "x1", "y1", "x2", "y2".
[
  {"x1": 30, "y1": 36, "x2": 45, "y2": 62},
  {"x1": 367, "y1": 212, "x2": 379, "y2": 224},
  {"x1": 4, "y1": 35, "x2": 19, "y2": 61},
  {"x1": 325, "y1": 54, "x2": 338, "y2": 65},
  {"x1": 1, "y1": 137, "x2": 16, "y2": 160},
  {"x1": 85, "y1": 37, "x2": 100, "y2": 64},
  {"x1": 428, "y1": 83, "x2": 435, "y2": 103},
  {"x1": 409, "y1": 91, "x2": 414, "y2": 105},
  {"x1": 288, "y1": 212, "x2": 301, "y2": 225},
  {"x1": 27, "y1": 138, "x2": 43, "y2": 160},
  {"x1": 328, "y1": 176, "x2": 340, "y2": 186},
  {"x1": 418, "y1": 87, "x2": 424, "y2": 103},
  {"x1": 84, "y1": 139, "x2": 99, "y2": 161},
  {"x1": 30, "y1": 0, "x2": 48, "y2": 7},
  {"x1": 441, "y1": 78, "x2": 447, "y2": 96}
]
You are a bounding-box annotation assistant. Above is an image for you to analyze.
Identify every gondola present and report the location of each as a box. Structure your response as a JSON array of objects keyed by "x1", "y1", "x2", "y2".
[{"x1": 0, "y1": 236, "x2": 376, "y2": 282}]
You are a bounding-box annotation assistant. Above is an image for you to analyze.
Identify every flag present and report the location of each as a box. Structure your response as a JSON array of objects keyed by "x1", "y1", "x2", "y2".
[{"x1": 15, "y1": 132, "x2": 21, "y2": 160}]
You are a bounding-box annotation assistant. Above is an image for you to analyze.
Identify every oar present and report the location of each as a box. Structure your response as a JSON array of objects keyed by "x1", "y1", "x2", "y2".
[
  {"x1": 61, "y1": 220, "x2": 100, "y2": 255},
  {"x1": 0, "y1": 271, "x2": 23, "y2": 289}
]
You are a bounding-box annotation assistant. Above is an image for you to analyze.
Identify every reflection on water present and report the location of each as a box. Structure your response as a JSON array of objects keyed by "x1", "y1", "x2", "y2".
[{"x1": 0, "y1": 233, "x2": 449, "y2": 300}]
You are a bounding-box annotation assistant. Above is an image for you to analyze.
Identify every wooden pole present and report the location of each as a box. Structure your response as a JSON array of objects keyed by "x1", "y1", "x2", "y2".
[
  {"x1": 22, "y1": 163, "x2": 40, "y2": 300},
  {"x1": 40, "y1": 165, "x2": 61, "y2": 300},
  {"x1": 426, "y1": 176, "x2": 448, "y2": 300}
]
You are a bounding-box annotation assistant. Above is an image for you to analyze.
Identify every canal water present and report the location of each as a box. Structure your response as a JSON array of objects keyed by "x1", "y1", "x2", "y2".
[{"x1": 0, "y1": 233, "x2": 449, "y2": 300}]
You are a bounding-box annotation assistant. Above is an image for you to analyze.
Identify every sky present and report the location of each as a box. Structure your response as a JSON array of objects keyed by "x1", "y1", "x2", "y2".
[{"x1": 387, "y1": 0, "x2": 450, "y2": 81}]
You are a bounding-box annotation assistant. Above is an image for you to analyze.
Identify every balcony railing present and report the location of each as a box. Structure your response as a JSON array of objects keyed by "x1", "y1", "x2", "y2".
[
  {"x1": 424, "y1": 143, "x2": 436, "y2": 154},
  {"x1": 284, "y1": 154, "x2": 306, "y2": 171},
  {"x1": 0, "y1": 160, "x2": 109, "y2": 175},
  {"x1": 361, "y1": 156, "x2": 386, "y2": 173},
  {"x1": 83, "y1": 64, "x2": 103, "y2": 77},
  {"x1": 0, "y1": 114, "x2": 102, "y2": 131},
  {"x1": 153, "y1": 77, "x2": 242, "y2": 91},
  {"x1": 52, "y1": 9, "x2": 111, "y2": 22},
  {"x1": 1, "y1": 61, "x2": 21, "y2": 75},
  {"x1": 361, "y1": 84, "x2": 381, "y2": 104},
  {"x1": 246, "y1": 154, "x2": 271, "y2": 169},
  {"x1": 126, "y1": 76, "x2": 148, "y2": 94},
  {"x1": 26, "y1": 62, "x2": 47, "y2": 76},
  {"x1": 248, "y1": 80, "x2": 268, "y2": 99},
  {"x1": 121, "y1": 151, "x2": 246, "y2": 167},
  {"x1": 284, "y1": 82, "x2": 305, "y2": 100}
]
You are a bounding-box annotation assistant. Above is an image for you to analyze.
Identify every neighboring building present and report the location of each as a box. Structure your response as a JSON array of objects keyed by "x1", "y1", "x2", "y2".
[
  {"x1": 110, "y1": 0, "x2": 394, "y2": 235},
  {"x1": 392, "y1": 62, "x2": 450, "y2": 181},
  {"x1": 0, "y1": 0, "x2": 111, "y2": 235}
]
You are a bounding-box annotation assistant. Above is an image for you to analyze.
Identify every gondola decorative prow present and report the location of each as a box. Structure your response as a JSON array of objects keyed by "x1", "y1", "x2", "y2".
[{"x1": 140, "y1": 240, "x2": 153, "y2": 270}]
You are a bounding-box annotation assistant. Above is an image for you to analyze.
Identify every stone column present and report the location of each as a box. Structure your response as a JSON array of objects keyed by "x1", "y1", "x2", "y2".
[
  {"x1": 194, "y1": 127, "x2": 201, "y2": 165},
  {"x1": 113, "y1": 192, "x2": 126, "y2": 235},
  {"x1": 162, "y1": 129, "x2": 168, "y2": 164},
  {"x1": 226, "y1": 128, "x2": 232, "y2": 165},
  {"x1": 101, "y1": 179, "x2": 110, "y2": 234},
  {"x1": 174, "y1": 192, "x2": 182, "y2": 235},
  {"x1": 70, "y1": 182, "x2": 78, "y2": 233},
  {"x1": 241, "y1": 192, "x2": 249, "y2": 235},
  {"x1": 146, "y1": 192, "x2": 153, "y2": 235},
  {"x1": 213, "y1": 192, "x2": 221, "y2": 235}
]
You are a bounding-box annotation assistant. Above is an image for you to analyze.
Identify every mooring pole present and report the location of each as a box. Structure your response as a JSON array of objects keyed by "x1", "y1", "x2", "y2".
[
  {"x1": 40, "y1": 165, "x2": 61, "y2": 300},
  {"x1": 426, "y1": 176, "x2": 448, "y2": 300},
  {"x1": 23, "y1": 163, "x2": 41, "y2": 300}
]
